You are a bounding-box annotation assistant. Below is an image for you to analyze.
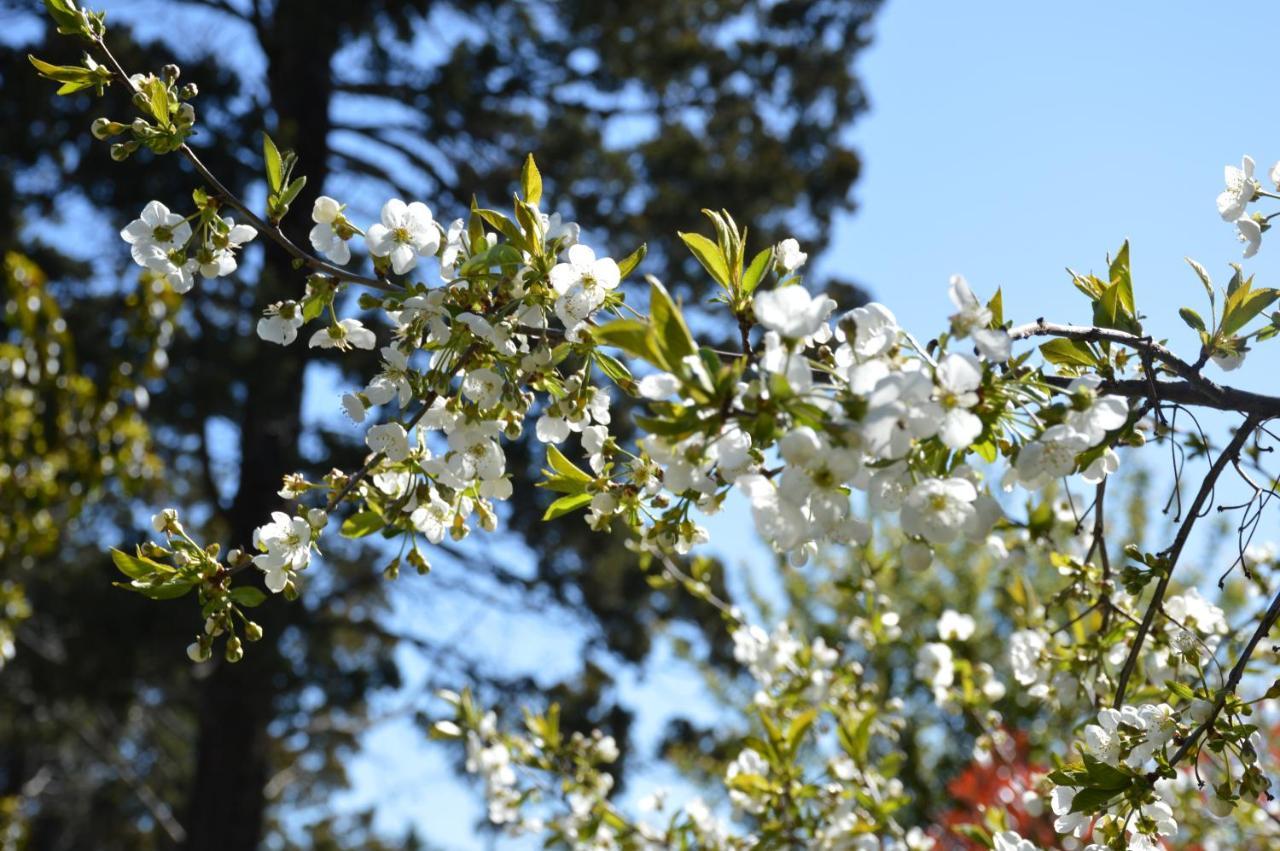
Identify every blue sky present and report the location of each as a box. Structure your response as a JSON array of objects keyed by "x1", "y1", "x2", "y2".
[{"x1": 335, "y1": 3, "x2": 1280, "y2": 846}]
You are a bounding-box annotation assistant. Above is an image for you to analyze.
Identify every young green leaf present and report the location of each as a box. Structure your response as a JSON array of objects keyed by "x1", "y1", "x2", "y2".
[
  {"x1": 647, "y1": 277, "x2": 696, "y2": 364},
  {"x1": 229, "y1": 586, "x2": 267, "y2": 608},
  {"x1": 340, "y1": 511, "x2": 384, "y2": 539},
  {"x1": 542, "y1": 492, "x2": 593, "y2": 521},
  {"x1": 263, "y1": 132, "x2": 283, "y2": 195},
  {"x1": 741, "y1": 247, "x2": 773, "y2": 295},
  {"x1": 1040, "y1": 338, "x2": 1099, "y2": 368},
  {"x1": 618, "y1": 243, "x2": 647, "y2": 279},
  {"x1": 521, "y1": 153, "x2": 542, "y2": 206},
  {"x1": 678, "y1": 230, "x2": 730, "y2": 289},
  {"x1": 544, "y1": 444, "x2": 592, "y2": 484},
  {"x1": 111, "y1": 547, "x2": 164, "y2": 580}
]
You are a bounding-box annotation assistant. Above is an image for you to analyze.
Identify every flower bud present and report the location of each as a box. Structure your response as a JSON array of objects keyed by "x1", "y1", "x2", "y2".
[
  {"x1": 244, "y1": 621, "x2": 263, "y2": 642},
  {"x1": 179, "y1": 83, "x2": 199, "y2": 99},
  {"x1": 432, "y1": 720, "x2": 462, "y2": 739},
  {"x1": 91, "y1": 117, "x2": 125, "y2": 140},
  {"x1": 162, "y1": 63, "x2": 181, "y2": 82},
  {"x1": 109, "y1": 138, "x2": 136, "y2": 159},
  {"x1": 383, "y1": 557, "x2": 400, "y2": 581},
  {"x1": 187, "y1": 638, "x2": 211, "y2": 663},
  {"x1": 307, "y1": 508, "x2": 328, "y2": 529},
  {"x1": 224, "y1": 636, "x2": 243, "y2": 663}
]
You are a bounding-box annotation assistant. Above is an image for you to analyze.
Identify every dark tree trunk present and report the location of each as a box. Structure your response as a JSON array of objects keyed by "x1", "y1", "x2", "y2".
[{"x1": 182, "y1": 6, "x2": 339, "y2": 849}]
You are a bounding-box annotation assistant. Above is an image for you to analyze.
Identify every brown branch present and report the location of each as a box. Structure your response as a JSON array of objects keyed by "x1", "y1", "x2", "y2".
[
  {"x1": 1112, "y1": 414, "x2": 1264, "y2": 706},
  {"x1": 1165, "y1": 585, "x2": 1280, "y2": 770},
  {"x1": 1040, "y1": 374, "x2": 1280, "y2": 419},
  {"x1": 1010, "y1": 320, "x2": 1201, "y2": 381}
]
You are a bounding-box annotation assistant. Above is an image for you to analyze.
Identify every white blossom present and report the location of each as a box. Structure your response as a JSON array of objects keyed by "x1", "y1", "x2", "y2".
[
  {"x1": 752, "y1": 285, "x2": 835, "y2": 339},
  {"x1": 120, "y1": 200, "x2": 191, "y2": 271},
  {"x1": 776, "y1": 237, "x2": 807, "y2": 272},
  {"x1": 309, "y1": 195, "x2": 352, "y2": 264},
  {"x1": 366, "y1": 199, "x2": 441, "y2": 274},
  {"x1": 252, "y1": 511, "x2": 312, "y2": 592},
  {"x1": 309, "y1": 318, "x2": 377, "y2": 351},
  {"x1": 1217, "y1": 155, "x2": 1257, "y2": 221},
  {"x1": 366, "y1": 422, "x2": 410, "y2": 462},
  {"x1": 256, "y1": 301, "x2": 303, "y2": 346},
  {"x1": 900, "y1": 477, "x2": 978, "y2": 545}
]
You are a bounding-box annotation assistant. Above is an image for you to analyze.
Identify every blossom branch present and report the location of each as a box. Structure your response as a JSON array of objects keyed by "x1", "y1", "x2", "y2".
[
  {"x1": 89, "y1": 34, "x2": 398, "y2": 294},
  {"x1": 1113, "y1": 413, "x2": 1265, "y2": 706},
  {"x1": 1010, "y1": 320, "x2": 1203, "y2": 381},
  {"x1": 1039, "y1": 374, "x2": 1280, "y2": 418},
  {"x1": 1165, "y1": 584, "x2": 1280, "y2": 771}
]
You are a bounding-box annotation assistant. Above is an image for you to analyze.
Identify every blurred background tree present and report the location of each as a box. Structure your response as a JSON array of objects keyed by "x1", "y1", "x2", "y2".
[{"x1": 0, "y1": 0, "x2": 880, "y2": 847}]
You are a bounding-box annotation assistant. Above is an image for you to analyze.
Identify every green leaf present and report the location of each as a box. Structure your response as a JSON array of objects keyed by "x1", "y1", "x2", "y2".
[
  {"x1": 544, "y1": 444, "x2": 592, "y2": 484},
  {"x1": 475, "y1": 208, "x2": 527, "y2": 249},
  {"x1": 117, "y1": 580, "x2": 195, "y2": 600},
  {"x1": 1108, "y1": 240, "x2": 1134, "y2": 316},
  {"x1": 542, "y1": 492, "x2": 593, "y2": 521},
  {"x1": 784, "y1": 707, "x2": 817, "y2": 756},
  {"x1": 1068, "y1": 785, "x2": 1119, "y2": 814},
  {"x1": 263, "y1": 132, "x2": 283, "y2": 194},
  {"x1": 1179, "y1": 307, "x2": 1206, "y2": 333},
  {"x1": 592, "y1": 319, "x2": 657, "y2": 363},
  {"x1": 648, "y1": 277, "x2": 696, "y2": 365},
  {"x1": 143, "y1": 77, "x2": 171, "y2": 128},
  {"x1": 1187, "y1": 257, "x2": 1215, "y2": 307},
  {"x1": 677, "y1": 231, "x2": 730, "y2": 289},
  {"x1": 742, "y1": 247, "x2": 773, "y2": 295},
  {"x1": 1221, "y1": 284, "x2": 1279, "y2": 338},
  {"x1": 111, "y1": 547, "x2": 161, "y2": 580},
  {"x1": 230, "y1": 586, "x2": 267, "y2": 608},
  {"x1": 28, "y1": 55, "x2": 99, "y2": 94},
  {"x1": 987, "y1": 287, "x2": 1004, "y2": 327},
  {"x1": 521, "y1": 154, "x2": 542, "y2": 205},
  {"x1": 725, "y1": 772, "x2": 771, "y2": 795},
  {"x1": 278, "y1": 176, "x2": 306, "y2": 209},
  {"x1": 340, "y1": 511, "x2": 384, "y2": 539},
  {"x1": 1040, "y1": 338, "x2": 1099, "y2": 368},
  {"x1": 617, "y1": 243, "x2": 647, "y2": 279},
  {"x1": 1081, "y1": 754, "x2": 1132, "y2": 790},
  {"x1": 43, "y1": 0, "x2": 87, "y2": 34},
  {"x1": 594, "y1": 351, "x2": 633, "y2": 388}
]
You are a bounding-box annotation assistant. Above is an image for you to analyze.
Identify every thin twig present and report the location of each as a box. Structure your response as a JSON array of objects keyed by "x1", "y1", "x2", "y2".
[
  {"x1": 1113, "y1": 414, "x2": 1263, "y2": 706},
  {"x1": 1165, "y1": 585, "x2": 1280, "y2": 770}
]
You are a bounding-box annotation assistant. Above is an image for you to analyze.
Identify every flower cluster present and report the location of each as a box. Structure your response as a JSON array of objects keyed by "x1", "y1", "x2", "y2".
[
  {"x1": 45, "y1": 22, "x2": 1280, "y2": 844},
  {"x1": 120, "y1": 199, "x2": 257, "y2": 293}
]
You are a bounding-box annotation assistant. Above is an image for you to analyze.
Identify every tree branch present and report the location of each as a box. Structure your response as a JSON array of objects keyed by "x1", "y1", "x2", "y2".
[
  {"x1": 91, "y1": 36, "x2": 400, "y2": 295},
  {"x1": 1113, "y1": 414, "x2": 1264, "y2": 706},
  {"x1": 1166, "y1": 585, "x2": 1280, "y2": 770},
  {"x1": 1010, "y1": 320, "x2": 1202, "y2": 381},
  {"x1": 1040, "y1": 374, "x2": 1280, "y2": 419}
]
